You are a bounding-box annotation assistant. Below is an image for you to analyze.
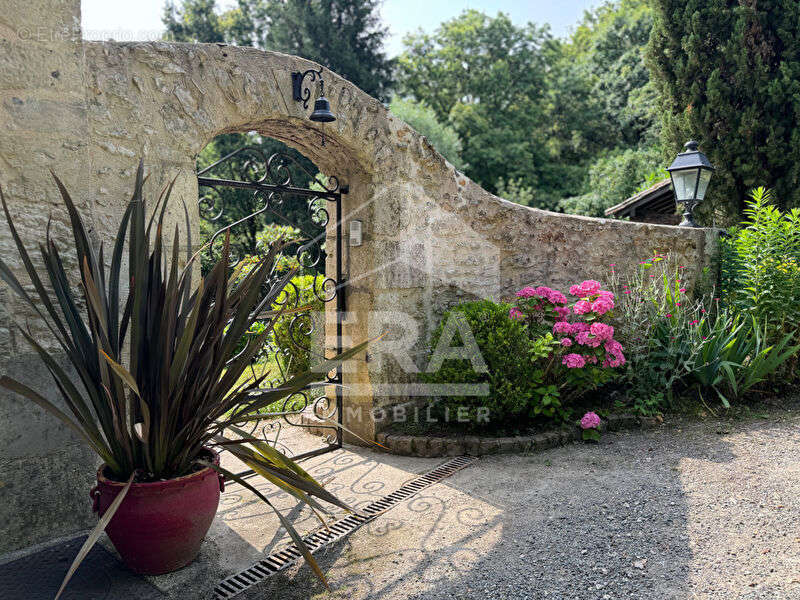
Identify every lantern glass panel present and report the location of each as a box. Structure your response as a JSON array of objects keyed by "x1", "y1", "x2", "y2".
[
  {"x1": 671, "y1": 168, "x2": 700, "y2": 201},
  {"x1": 696, "y1": 169, "x2": 712, "y2": 200}
]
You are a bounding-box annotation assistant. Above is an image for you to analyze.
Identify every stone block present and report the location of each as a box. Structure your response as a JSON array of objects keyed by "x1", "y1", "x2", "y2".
[
  {"x1": 443, "y1": 438, "x2": 464, "y2": 456},
  {"x1": 605, "y1": 414, "x2": 637, "y2": 431},
  {"x1": 478, "y1": 437, "x2": 501, "y2": 455},
  {"x1": 462, "y1": 436, "x2": 481, "y2": 456},
  {"x1": 0, "y1": 0, "x2": 81, "y2": 38},
  {"x1": 386, "y1": 434, "x2": 413, "y2": 456},
  {"x1": 495, "y1": 437, "x2": 519, "y2": 454},
  {"x1": 423, "y1": 437, "x2": 444, "y2": 457},
  {"x1": 532, "y1": 432, "x2": 560, "y2": 451},
  {"x1": 639, "y1": 416, "x2": 662, "y2": 428},
  {"x1": 516, "y1": 436, "x2": 534, "y2": 453}
]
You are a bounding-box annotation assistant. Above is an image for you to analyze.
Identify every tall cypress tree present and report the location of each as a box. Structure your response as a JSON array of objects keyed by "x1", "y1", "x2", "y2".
[{"x1": 647, "y1": 1, "x2": 800, "y2": 219}]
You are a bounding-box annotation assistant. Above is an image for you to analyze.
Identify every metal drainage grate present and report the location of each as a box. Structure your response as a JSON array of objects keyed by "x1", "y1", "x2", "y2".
[{"x1": 214, "y1": 455, "x2": 477, "y2": 599}]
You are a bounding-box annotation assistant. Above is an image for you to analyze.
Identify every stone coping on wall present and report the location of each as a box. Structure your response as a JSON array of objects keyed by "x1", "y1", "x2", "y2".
[{"x1": 298, "y1": 410, "x2": 661, "y2": 456}]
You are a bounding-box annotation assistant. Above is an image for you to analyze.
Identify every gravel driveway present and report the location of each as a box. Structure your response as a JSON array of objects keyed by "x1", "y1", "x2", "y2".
[{"x1": 246, "y1": 401, "x2": 800, "y2": 600}]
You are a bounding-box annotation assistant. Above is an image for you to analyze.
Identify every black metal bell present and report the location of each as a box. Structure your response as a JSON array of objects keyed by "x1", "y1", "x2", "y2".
[{"x1": 309, "y1": 96, "x2": 336, "y2": 122}]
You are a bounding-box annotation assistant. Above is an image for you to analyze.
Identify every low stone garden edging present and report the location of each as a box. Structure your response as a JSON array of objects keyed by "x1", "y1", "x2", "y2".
[
  {"x1": 297, "y1": 409, "x2": 662, "y2": 457},
  {"x1": 373, "y1": 414, "x2": 663, "y2": 458}
]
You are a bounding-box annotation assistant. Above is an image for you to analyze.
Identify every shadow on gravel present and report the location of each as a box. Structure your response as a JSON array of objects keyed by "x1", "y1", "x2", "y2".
[{"x1": 246, "y1": 423, "x2": 747, "y2": 600}]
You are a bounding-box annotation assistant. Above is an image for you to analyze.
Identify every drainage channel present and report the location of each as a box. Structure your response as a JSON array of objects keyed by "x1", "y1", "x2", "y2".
[{"x1": 214, "y1": 455, "x2": 478, "y2": 599}]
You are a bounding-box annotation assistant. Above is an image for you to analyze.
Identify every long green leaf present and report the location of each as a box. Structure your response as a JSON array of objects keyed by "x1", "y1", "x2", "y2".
[
  {"x1": 0, "y1": 186, "x2": 73, "y2": 345},
  {"x1": 205, "y1": 463, "x2": 330, "y2": 590},
  {"x1": 14, "y1": 327, "x2": 109, "y2": 449},
  {"x1": 168, "y1": 279, "x2": 204, "y2": 395},
  {"x1": 107, "y1": 201, "x2": 133, "y2": 356},
  {"x1": 215, "y1": 439, "x2": 353, "y2": 512},
  {"x1": 49, "y1": 171, "x2": 96, "y2": 284},
  {"x1": 100, "y1": 350, "x2": 141, "y2": 398},
  {"x1": 216, "y1": 435, "x2": 330, "y2": 516},
  {"x1": 54, "y1": 473, "x2": 134, "y2": 600}
]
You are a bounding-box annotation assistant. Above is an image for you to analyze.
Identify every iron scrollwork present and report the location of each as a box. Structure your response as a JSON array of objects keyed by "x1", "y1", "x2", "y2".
[
  {"x1": 198, "y1": 147, "x2": 340, "y2": 193},
  {"x1": 197, "y1": 147, "x2": 345, "y2": 466},
  {"x1": 292, "y1": 68, "x2": 324, "y2": 110}
]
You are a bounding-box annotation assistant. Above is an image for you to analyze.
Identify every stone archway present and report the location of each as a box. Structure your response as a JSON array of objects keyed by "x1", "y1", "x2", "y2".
[
  {"x1": 79, "y1": 41, "x2": 514, "y2": 445},
  {"x1": 81, "y1": 41, "x2": 421, "y2": 443},
  {"x1": 1, "y1": 2, "x2": 717, "y2": 553}
]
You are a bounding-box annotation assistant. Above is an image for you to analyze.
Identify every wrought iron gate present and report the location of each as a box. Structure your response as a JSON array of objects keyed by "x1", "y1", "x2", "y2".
[{"x1": 197, "y1": 147, "x2": 345, "y2": 468}]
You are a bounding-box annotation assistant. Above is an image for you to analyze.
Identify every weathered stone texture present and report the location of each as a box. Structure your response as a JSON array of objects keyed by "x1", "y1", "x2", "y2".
[
  {"x1": 0, "y1": 0, "x2": 98, "y2": 555},
  {"x1": 0, "y1": 0, "x2": 716, "y2": 554}
]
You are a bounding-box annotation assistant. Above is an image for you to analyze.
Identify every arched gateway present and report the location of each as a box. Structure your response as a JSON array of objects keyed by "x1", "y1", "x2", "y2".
[{"x1": 0, "y1": 1, "x2": 716, "y2": 552}]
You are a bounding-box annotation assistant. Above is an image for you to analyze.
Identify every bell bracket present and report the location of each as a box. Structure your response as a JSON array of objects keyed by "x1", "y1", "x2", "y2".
[{"x1": 291, "y1": 68, "x2": 324, "y2": 110}]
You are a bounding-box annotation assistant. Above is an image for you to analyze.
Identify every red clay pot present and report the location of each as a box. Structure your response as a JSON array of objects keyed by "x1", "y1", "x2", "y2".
[{"x1": 90, "y1": 450, "x2": 224, "y2": 575}]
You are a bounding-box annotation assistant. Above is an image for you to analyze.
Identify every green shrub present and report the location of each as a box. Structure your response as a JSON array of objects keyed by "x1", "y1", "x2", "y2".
[
  {"x1": 421, "y1": 300, "x2": 565, "y2": 430},
  {"x1": 496, "y1": 177, "x2": 537, "y2": 208},
  {"x1": 611, "y1": 253, "x2": 707, "y2": 412},
  {"x1": 272, "y1": 274, "x2": 326, "y2": 377},
  {"x1": 612, "y1": 250, "x2": 800, "y2": 412},
  {"x1": 559, "y1": 146, "x2": 665, "y2": 217},
  {"x1": 721, "y1": 188, "x2": 800, "y2": 342},
  {"x1": 683, "y1": 312, "x2": 799, "y2": 408}
]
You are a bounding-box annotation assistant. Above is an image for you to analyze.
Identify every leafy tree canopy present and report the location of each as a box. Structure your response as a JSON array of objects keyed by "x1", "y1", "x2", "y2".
[
  {"x1": 559, "y1": 146, "x2": 665, "y2": 217},
  {"x1": 398, "y1": 10, "x2": 587, "y2": 205},
  {"x1": 164, "y1": 0, "x2": 394, "y2": 100},
  {"x1": 397, "y1": 6, "x2": 661, "y2": 211},
  {"x1": 568, "y1": 0, "x2": 658, "y2": 147}
]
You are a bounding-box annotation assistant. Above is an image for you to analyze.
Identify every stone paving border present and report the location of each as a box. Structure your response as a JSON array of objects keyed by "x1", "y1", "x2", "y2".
[
  {"x1": 373, "y1": 414, "x2": 662, "y2": 458},
  {"x1": 298, "y1": 410, "x2": 661, "y2": 457}
]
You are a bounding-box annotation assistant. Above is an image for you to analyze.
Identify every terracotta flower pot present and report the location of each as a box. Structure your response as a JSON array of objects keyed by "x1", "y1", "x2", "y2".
[{"x1": 90, "y1": 450, "x2": 224, "y2": 575}]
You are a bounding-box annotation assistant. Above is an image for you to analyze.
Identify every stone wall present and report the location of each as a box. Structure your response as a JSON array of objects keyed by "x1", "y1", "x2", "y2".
[
  {"x1": 0, "y1": 0, "x2": 717, "y2": 554},
  {"x1": 0, "y1": 0, "x2": 100, "y2": 556}
]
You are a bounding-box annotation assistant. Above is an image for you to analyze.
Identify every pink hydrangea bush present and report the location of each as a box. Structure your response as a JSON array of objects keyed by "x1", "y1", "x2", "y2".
[
  {"x1": 511, "y1": 280, "x2": 626, "y2": 371},
  {"x1": 509, "y1": 280, "x2": 626, "y2": 424},
  {"x1": 580, "y1": 411, "x2": 601, "y2": 429},
  {"x1": 580, "y1": 411, "x2": 602, "y2": 442},
  {"x1": 513, "y1": 285, "x2": 571, "y2": 323}
]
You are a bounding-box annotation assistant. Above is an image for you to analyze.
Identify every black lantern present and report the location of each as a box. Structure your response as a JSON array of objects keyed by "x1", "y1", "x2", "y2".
[
  {"x1": 292, "y1": 67, "x2": 336, "y2": 146},
  {"x1": 666, "y1": 140, "x2": 714, "y2": 227}
]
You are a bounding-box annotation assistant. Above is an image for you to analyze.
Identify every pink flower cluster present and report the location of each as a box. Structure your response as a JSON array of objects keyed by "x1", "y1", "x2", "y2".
[
  {"x1": 572, "y1": 322, "x2": 615, "y2": 349},
  {"x1": 514, "y1": 286, "x2": 571, "y2": 321},
  {"x1": 603, "y1": 339, "x2": 625, "y2": 368},
  {"x1": 569, "y1": 280, "x2": 602, "y2": 296},
  {"x1": 569, "y1": 280, "x2": 615, "y2": 316},
  {"x1": 513, "y1": 279, "x2": 626, "y2": 370},
  {"x1": 562, "y1": 353, "x2": 586, "y2": 368},
  {"x1": 580, "y1": 411, "x2": 601, "y2": 430},
  {"x1": 516, "y1": 285, "x2": 568, "y2": 305},
  {"x1": 553, "y1": 321, "x2": 589, "y2": 335}
]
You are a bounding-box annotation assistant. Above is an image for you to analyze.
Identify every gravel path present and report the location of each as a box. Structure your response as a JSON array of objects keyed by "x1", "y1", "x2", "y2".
[{"x1": 245, "y1": 402, "x2": 800, "y2": 600}]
